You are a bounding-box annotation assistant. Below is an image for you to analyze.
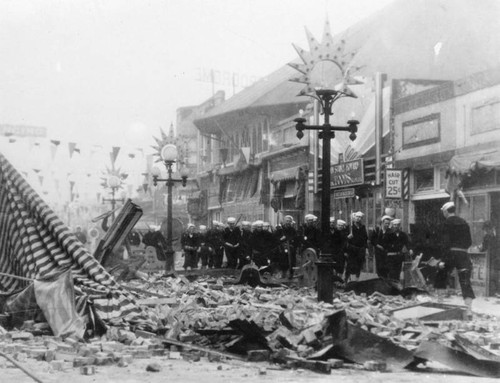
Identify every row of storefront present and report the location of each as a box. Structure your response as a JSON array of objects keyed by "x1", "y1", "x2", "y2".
[{"x1": 179, "y1": 65, "x2": 500, "y2": 296}]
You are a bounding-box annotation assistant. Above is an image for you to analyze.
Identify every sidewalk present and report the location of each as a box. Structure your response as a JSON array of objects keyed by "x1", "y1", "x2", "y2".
[{"x1": 358, "y1": 271, "x2": 500, "y2": 318}]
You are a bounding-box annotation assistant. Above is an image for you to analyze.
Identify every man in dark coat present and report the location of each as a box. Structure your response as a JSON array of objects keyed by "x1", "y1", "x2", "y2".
[
  {"x1": 345, "y1": 211, "x2": 369, "y2": 282},
  {"x1": 323, "y1": 217, "x2": 346, "y2": 277},
  {"x1": 250, "y1": 220, "x2": 273, "y2": 268},
  {"x1": 239, "y1": 221, "x2": 253, "y2": 269},
  {"x1": 437, "y1": 201, "x2": 475, "y2": 316},
  {"x1": 299, "y1": 214, "x2": 322, "y2": 254},
  {"x1": 370, "y1": 215, "x2": 393, "y2": 278},
  {"x1": 386, "y1": 218, "x2": 411, "y2": 281},
  {"x1": 181, "y1": 224, "x2": 199, "y2": 270},
  {"x1": 275, "y1": 215, "x2": 299, "y2": 278},
  {"x1": 223, "y1": 217, "x2": 241, "y2": 269},
  {"x1": 207, "y1": 221, "x2": 224, "y2": 268},
  {"x1": 197, "y1": 225, "x2": 212, "y2": 270}
]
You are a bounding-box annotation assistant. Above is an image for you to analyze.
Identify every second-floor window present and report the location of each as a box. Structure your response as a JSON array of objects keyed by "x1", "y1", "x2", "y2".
[{"x1": 471, "y1": 98, "x2": 500, "y2": 135}]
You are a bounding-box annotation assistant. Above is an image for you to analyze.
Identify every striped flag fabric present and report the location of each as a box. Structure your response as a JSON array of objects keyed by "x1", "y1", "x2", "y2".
[{"x1": 0, "y1": 153, "x2": 155, "y2": 330}]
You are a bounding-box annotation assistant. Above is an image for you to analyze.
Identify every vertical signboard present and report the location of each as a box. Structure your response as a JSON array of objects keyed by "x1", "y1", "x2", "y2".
[{"x1": 385, "y1": 169, "x2": 403, "y2": 199}]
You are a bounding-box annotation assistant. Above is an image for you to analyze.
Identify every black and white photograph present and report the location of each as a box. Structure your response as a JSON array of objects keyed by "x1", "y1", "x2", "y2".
[{"x1": 1, "y1": 0, "x2": 500, "y2": 382}]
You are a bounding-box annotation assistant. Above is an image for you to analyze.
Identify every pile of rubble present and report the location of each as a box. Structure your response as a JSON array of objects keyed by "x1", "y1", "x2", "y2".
[{"x1": 1, "y1": 273, "x2": 500, "y2": 379}]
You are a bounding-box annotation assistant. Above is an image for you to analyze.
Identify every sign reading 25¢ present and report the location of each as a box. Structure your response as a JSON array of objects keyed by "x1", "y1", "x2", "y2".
[{"x1": 385, "y1": 169, "x2": 403, "y2": 199}]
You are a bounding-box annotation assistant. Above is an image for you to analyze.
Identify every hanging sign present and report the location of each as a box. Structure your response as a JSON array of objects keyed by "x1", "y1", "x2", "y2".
[
  {"x1": 330, "y1": 159, "x2": 364, "y2": 188},
  {"x1": 333, "y1": 188, "x2": 355, "y2": 199},
  {"x1": 385, "y1": 169, "x2": 403, "y2": 199}
]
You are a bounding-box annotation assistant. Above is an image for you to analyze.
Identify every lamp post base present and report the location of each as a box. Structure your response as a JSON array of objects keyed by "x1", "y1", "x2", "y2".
[
  {"x1": 316, "y1": 255, "x2": 335, "y2": 303},
  {"x1": 164, "y1": 249, "x2": 176, "y2": 276}
]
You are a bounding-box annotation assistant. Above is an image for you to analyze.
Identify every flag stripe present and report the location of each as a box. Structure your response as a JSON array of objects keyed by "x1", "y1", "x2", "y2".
[{"x1": 0, "y1": 153, "x2": 155, "y2": 330}]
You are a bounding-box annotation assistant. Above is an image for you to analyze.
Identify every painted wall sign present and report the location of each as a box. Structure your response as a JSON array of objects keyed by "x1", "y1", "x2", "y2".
[{"x1": 386, "y1": 169, "x2": 403, "y2": 199}]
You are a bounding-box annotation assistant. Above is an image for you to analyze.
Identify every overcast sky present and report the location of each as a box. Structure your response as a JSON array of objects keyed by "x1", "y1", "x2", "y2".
[{"x1": 0, "y1": 0, "x2": 394, "y2": 149}]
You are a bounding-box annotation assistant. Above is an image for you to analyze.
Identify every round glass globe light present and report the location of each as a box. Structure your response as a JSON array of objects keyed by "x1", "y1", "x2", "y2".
[
  {"x1": 161, "y1": 144, "x2": 178, "y2": 162},
  {"x1": 180, "y1": 167, "x2": 189, "y2": 178},
  {"x1": 108, "y1": 175, "x2": 121, "y2": 188},
  {"x1": 151, "y1": 166, "x2": 161, "y2": 177}
]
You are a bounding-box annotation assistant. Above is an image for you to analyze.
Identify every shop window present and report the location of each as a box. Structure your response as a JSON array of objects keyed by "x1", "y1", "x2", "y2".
[
  {"x1": 439, "y1": 167, "x2": 448, "y2": 190},
  {"x1": 414, "y1": 168, "x2": 434, "y2": 192}
]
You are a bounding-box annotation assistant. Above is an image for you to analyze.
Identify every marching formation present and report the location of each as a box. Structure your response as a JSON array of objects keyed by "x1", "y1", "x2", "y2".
[{"x1": 177, "y1": 211, "x2": 416, "y2": 285}]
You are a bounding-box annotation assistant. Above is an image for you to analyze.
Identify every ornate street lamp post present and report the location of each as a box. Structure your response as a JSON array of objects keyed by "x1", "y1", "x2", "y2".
[
  {"x1": 151, "y1": 144, "x2": 188, "y2": 275},
  {"x1": 289, "y1": 21, "x2": 363, "y2": 303},
  {"x1": 295, "y1": 90, "x2": 359, "y2": 303},
  {"x1": 102, "y1": 175, "x2": 125, "y2": 221}
]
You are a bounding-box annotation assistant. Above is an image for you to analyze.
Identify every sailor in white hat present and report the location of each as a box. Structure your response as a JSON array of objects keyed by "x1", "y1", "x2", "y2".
[
  {"x1": 438, "y1": 200, "x2": 475, "y2": 316},
  {"x1": 224, "y1": 216, "x2": 241, "y2": 268},
  {"x1": 345, "y1": 210, "x2": 369, "y2": 282},
  {"x1": 441, "y1": 201, "x2": 455, "y2": 214},
  {"x1": 198, "y1": 225, "x2": 210, "y2": 269},
  {"x1": 302, "y1": 213, "x2": 321, "y2": 250},
  {"x1": 386, "y1": 218, "x2": 413, "y2": 281},
  {"x1": 336, "y1": 219, "x2": 347, "y2": 230},
  {"x1": 370, "y1": 214, "x2": 394, "y2": 278},
  {"x1": 182, "y1": 223, "x2": 198, "y2": 270}
]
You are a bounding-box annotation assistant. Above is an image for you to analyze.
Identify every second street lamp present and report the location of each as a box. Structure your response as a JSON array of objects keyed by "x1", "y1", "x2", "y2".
[
  {"x1": 152, "y1": 144, "x2": 188, "y2": 276},
  {"x1": 102, "y1": 175, "x2": 125, "y2": 221},
  {"x1": 295, "y1": 89, "x2": 359, "y2": 303}
]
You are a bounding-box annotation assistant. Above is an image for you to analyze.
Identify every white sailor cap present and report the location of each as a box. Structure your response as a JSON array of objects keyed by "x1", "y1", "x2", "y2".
[
  {"x1": 305, "y1": 214, "x2": 315, "y2": 221},
  {"x1": 227, "y1": 217, "x2": 236, "y2": 223},
  {"x1": 187, "y1": 223, "x2": 195, "y2": 229},
  {"x1": 329, "y1": 217, "x2": 336, "y2": 223},
  {"x1": 391, "y1": 219, "x2": 402, "y2": 225},
  {"x1": 354, "y1": 211, "x2": 364, "y2": 218},
  {"x1": 241, "y1": 221, "x2": 251, "y2": 226},
  {"x1": 441, "y1": 201, "x2": 455, "y2": 212},
  {"x1": 337, "y1": 219, "x2": 347, "y2": 226},
  {"x1": 284, "y1": 215, "x2": 293, "y2": 221},
  {"x1": 253, "y1": 220, "x2": 264, "y2": 227},
  {"x1": 199, "y1": 225, "x2": 207, "y2": 230},
  {"x1": 381, "y1": 215, "x2": 393, "y2": 222}
]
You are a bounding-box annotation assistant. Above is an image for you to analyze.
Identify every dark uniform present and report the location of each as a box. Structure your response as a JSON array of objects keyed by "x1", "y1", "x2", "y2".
[
  {"x1": 207, "y1": 226, "x2": 224, "y2": 268},
  {"x1": 345, "y1": 223, "x2": 368, "y2": 280},
  {"x1": 299, "y1": 223, "x2": 322, "y2": 253},
  {"x1": 223, "y1": 225, "x2": 241, "y2": 269},
  {"x1": 181, "y1": 229, "x2": 199, "y2": 270},
  {"x1": 197, "y1": 229, "x2": 212, "y2": 269},
  {"x1": 370, "y1": 224, "x2": 393, "y2": 278},
  {"x1": 276, "y1": 224, "x2": 299, "y2": 277},
  {"x1": 250, "y1": 225, "x2": 274, "y2": 267},
  {"x1": 386, "y1": 229, "x2": 410, "y2": 281},
  {"x1": 239, "y1": 225, "x2": 253, "y2": 269},
  {"x1": 324, "y1": 225, "x2": 346, "y2": 276},
  {"x1": 436, "y1": 215, "x2": 475, "y2": 299}
]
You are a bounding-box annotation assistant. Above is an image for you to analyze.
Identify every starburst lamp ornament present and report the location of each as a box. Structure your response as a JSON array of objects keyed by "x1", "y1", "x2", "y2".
[
  {"x1": 288, "y1": 19, "x2": 363, "y2": 100},
  {"x1": 288, "y1": 19, "x2": 361, "y2": 305}
]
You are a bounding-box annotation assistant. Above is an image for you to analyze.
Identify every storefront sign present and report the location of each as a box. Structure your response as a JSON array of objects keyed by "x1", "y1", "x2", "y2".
[
  {"x1": 333, "y1": 188, "x2": 355, "y2": 199},
  {"x1": 0, "y1": 124, "x2": 47, "y2": 137},
  {"x1": 330, "y1": 159, "x2": 364, "y2": 188},
  {"x1": 386, "y1": 169, "x2": 403, "y2": 199}
]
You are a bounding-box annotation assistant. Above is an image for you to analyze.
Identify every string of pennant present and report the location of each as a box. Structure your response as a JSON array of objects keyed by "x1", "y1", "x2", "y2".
[{"x1": 1, "y1": 134, "x2": 154, "y2": 203}]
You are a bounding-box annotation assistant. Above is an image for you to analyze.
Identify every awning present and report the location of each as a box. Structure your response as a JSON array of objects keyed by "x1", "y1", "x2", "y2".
[
  {"x1": 448, "y1": 149, "x2": 500, "y2": 175},
  {"x1": 412, "y1": 191, "x2": 450, "y2": 201},
  {"x1": 270, "y1": 165, "x2": 301, "y2": 182}
]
